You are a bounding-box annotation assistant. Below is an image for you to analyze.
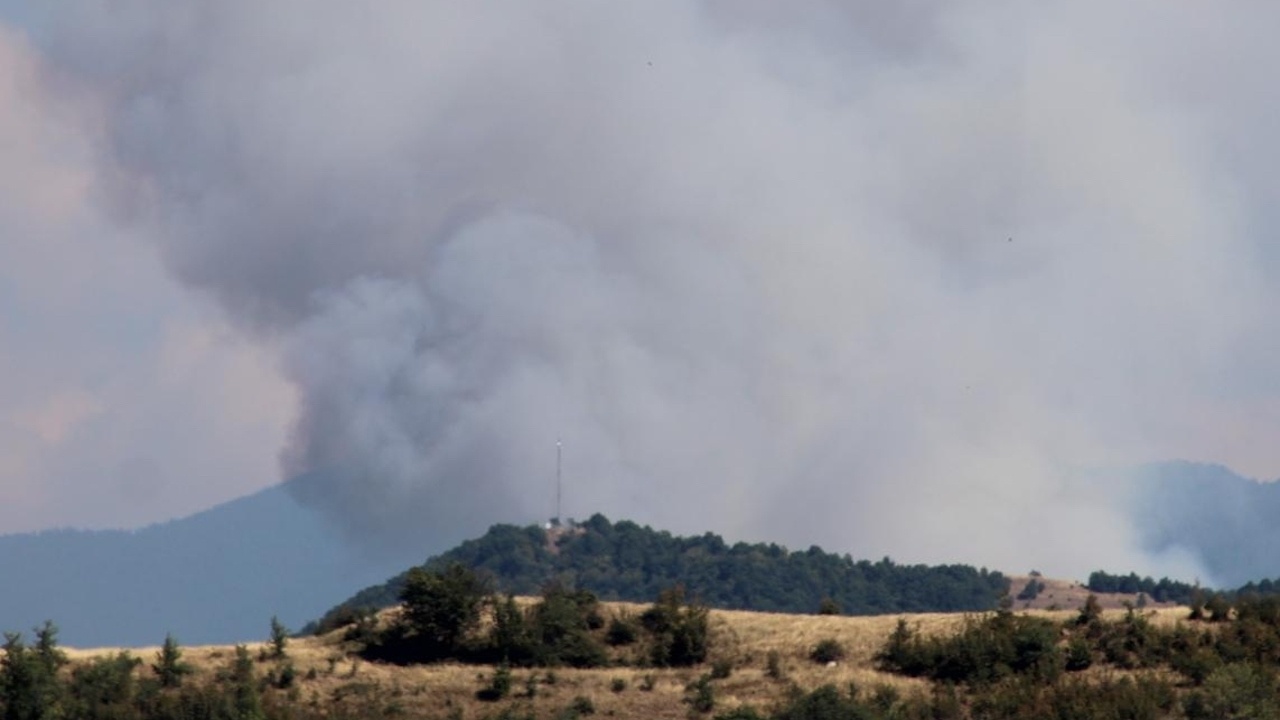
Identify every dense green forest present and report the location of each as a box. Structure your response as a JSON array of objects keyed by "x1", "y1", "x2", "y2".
[
  {"x1": 1087, "y1": 570, "x2": 1280, "y2": 605},
  {"x1": 1087, "y1": 571, "x2": 1201, "y2": 604},
  {"x1": 308, "y1": 515, "x2": 1008, "y2": 634}
]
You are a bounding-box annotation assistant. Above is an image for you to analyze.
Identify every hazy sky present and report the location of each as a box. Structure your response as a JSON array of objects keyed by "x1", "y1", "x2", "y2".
[{"x1": 3, "y1": 2, "x2": 1279, "y2": 581}]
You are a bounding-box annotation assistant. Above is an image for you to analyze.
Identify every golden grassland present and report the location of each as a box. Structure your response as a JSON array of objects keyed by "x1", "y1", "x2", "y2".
[{"x1": 60, "y1": 601, "x2": 1195, "y2": 719}]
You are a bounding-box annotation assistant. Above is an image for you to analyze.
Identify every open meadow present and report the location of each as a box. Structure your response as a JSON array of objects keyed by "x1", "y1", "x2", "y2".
[{"x1": 58, "y1": 600, "x2": 1196, "y2": 720}]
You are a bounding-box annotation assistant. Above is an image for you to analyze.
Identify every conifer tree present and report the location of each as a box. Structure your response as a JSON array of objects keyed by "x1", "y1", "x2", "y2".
[
  {"x1": 268, "y1": 616, "x2": 289, "y2": 660},
  {"x1": 1, "y1": 624, "x2": 66, "y2": 720},
  {"x1": 228, "y1": 644, "x2": 263, "y2": 720},
  {"x1": 152, "y1": 634, "x2": 193, "y2": 689}
]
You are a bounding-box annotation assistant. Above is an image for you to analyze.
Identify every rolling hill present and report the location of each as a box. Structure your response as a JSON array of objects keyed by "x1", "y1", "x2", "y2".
[{"x1": 309, "y1": 514, "x2": 1011, "y2": 633}]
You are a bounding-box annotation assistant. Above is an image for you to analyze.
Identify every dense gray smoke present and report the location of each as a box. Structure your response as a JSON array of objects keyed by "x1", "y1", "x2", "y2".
[{"x1": 36, "y1": 2, "x2": 1280, "y2": 578}]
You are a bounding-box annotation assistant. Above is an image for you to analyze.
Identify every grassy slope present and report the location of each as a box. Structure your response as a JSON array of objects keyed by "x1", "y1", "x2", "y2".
[
  {"x1": 65, "y1": 600, "x2": 1190, "y2": 720},
  {"x1": 1005, "y1": 574, "x2": 1180, "y2": 612}
]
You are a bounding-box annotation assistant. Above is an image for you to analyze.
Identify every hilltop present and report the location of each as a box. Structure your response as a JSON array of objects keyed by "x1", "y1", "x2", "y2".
[
  {"x1": 308, "y1": 514, "x2": 1010, "y2": 633},
  {"x1": 1004, "y1": 573, "x2": 1186, "y2": 612}
]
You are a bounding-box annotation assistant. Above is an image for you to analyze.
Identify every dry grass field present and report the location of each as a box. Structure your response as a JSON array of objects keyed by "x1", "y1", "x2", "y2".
[{"x1": 60, "y1": 598, "x2": 1194, "y2": 719}]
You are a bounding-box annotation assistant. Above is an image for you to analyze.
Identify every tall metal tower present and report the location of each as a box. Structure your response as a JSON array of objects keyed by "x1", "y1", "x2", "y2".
[{"x1": 555, "y1": 438, "x2": 563, "y2": 525}]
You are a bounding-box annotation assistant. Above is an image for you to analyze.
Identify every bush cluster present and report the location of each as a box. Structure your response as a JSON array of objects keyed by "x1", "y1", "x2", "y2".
[
  {"x1": 864, "y1": 593, "x2": 1280, "y2": 718},
  {"x1": 356, "y1": 563, "x2": 711, "y2": 671},
  {"x1": 877, "y1": 611, "x2": 1062, "y2": 686}
]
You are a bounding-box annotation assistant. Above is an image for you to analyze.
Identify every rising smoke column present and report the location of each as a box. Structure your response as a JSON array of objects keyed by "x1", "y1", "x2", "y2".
[{"x1": 39, "y1": 1, "x2": 1280, "y2": 577}]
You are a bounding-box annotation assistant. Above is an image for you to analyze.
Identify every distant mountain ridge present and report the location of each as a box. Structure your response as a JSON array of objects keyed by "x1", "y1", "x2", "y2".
[
  {"x1": 0, "y1": 478, "x2": 420, "y2": 647},
  {"x1": 5, "y1": 459, "x2": 1279, "y2": 649},
  {"x1": 309, "y1": 514, "x2": 1011, "y2": 633},
  {"x1": 1127, "y1": 461, "x2": 1280, "y2": 587}
]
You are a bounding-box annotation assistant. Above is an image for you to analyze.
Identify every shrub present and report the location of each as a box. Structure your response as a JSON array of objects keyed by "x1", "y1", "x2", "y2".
[
  {"x1": 685, "y1": 673, "x2": 715, "y2": 714},
  {"x1": 1184, "y1": 663, "x2": 1280, "y2": 720},
  {"x1": 569, "y1": 694, "x2": 595, "y2": 716},
  {"x1": 818, "y1": 598, "x2": 841, "y2": 615},
  {"x1": 762, "y1": 650, "x2": 783, "y2": 676},
  {"x1": 765, "y1": 650, "x2": 785, "y2": 680},
  {"x1": 610, "y1": 677, "x2": 627, "y2": 693},
  {"x1": 527, "y1": 584, "x2": 608, "y2": 668},
  {"x1": 66, "y1": 651, "x2": 140, "y2": 718},
  {"x1": 272, "y1": 662, "x2": 297, "y2": 689},
  {"x1": 710, "y1": 658, "x2": 733, "y2": 679},
  {"x1": 869, "y1": 684, "x2": 899, "y2": 714},
  {"x1": 810, "y1": 638, "x2": 845, "y2": 664},
  {"x1": 342, "y1": 609, "x2": 380, "y2": 647},
  {"x1": 1077, "y1": 595, "x2": 1103, "y2": 626},
  {"x1": 973, "y1": 674, "x2": 1177, "y2": 720},
  {"x1": 1065, "y1": 637, "x2": 1093, "y2": 671},
  {"x1": 310, "y1": 603, "x2": 373, "y2": 636},
  {"x1": 605, "y1": 615, "x2": 639, "y2": 646},
  {"x1": 1016, "y1": 579, "x2": 1046, "y2": 601},
  {"x1": 643, "y1": 587, "x2": 710, "y2": 667},
  {"x1": 1205, "y1": 594, "x2": 1233, "y2": 623},
  {"x1": 877, "y1": 620, "x2": 921, "y2": 674},
  {"x1": 476, "y1": 663, "x2": 512, "y2": 701},
  {"x1": 488, "y1": 594, "x2": 533, "y2": 664},
  {"x1": 1189, "y1": 595, "x2": 1207, "y2": 621},
  {"x1": 772, "y1": 684, "x2": 866, "y2": 720},
  {"x1": 1170, "y1": 647, "x2": 1221, "y2": 686}
]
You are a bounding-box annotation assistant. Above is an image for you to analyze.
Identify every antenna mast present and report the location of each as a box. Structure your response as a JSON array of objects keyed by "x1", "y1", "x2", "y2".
[{"x1": 556, "y1": 438, "x2": 562, "y2": 525}]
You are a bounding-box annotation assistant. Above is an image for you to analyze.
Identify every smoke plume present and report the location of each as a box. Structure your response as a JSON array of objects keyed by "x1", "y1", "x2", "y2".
[{"x1": 32, "y1": 2, "x2": 1280, "y2": 579}]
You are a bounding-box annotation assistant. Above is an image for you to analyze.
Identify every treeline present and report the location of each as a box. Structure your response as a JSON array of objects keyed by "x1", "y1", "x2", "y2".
[
  {"x1": 1087, "y1": 570, "x2": 1200, "y2": 603},
  {"x1": 309, "y1": 514, "x2": 1007, "y2": 633},
  {"x1": 1087, "y1": 570, "x2": 1280, "y2": 605}
]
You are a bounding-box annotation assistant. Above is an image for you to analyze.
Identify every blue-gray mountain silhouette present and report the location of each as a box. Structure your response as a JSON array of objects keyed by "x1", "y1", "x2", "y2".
[{"x1": 0, "y1": 477, "x2": 420, "y2": 647}]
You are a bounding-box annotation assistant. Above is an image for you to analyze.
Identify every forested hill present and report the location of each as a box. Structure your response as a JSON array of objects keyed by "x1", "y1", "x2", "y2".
[{"x1": 308, "y1": 514, "x2": 1008, "y2": 633}]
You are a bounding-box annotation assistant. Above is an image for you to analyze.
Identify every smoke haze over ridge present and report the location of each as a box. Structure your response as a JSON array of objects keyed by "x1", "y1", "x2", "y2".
[{"x1": 5, "y1": 2, "x2": 1280, "y2": 583}]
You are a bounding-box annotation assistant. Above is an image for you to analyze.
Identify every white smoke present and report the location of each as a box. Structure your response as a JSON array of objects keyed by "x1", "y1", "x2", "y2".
[{"x1": 18, "y1": 1, "x2": 1280, "y2": 579}]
